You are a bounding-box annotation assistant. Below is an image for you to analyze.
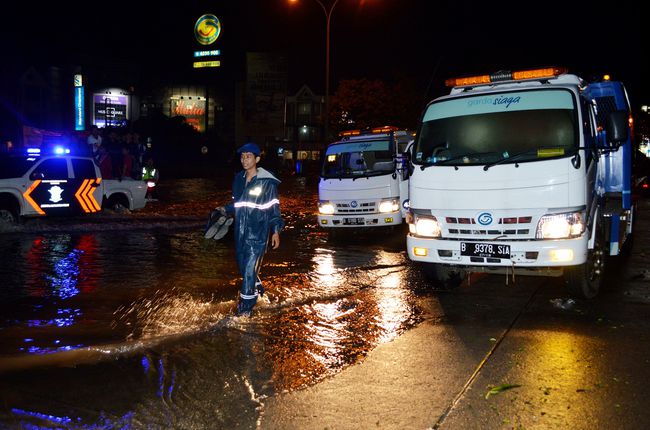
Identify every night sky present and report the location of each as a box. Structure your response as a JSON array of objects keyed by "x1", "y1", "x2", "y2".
[{"x1": 2, "y1": 0, "x2": 647, "y2": 110}]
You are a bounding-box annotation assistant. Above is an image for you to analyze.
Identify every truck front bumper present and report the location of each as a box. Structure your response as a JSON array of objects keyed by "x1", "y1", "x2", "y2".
[
  {"x1": 406, "y1": 234, "x2": 589, "y2": 268},
  {"x1": 318, "y1": 212, "x2": 403, "y2": 228}
]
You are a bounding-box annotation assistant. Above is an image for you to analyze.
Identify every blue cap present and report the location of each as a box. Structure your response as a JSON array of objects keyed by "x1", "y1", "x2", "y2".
[{"x1": 237, "y1": 142, "x2": 261, "y2": 156}]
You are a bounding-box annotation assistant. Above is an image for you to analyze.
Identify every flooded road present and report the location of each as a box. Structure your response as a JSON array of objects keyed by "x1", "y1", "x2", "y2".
[
  {"x1": 0, "y1": 175, "x2": 424, "y2": 428},
  {"x1": 4, "y1": 176, "x2": 650, "y2": 429}
]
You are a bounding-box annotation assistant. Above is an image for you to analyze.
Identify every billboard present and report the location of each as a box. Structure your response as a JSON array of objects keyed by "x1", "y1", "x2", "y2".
[
  {"x1": 93, "y1": 94, "x2": 128, "y2": 127},
  {"x1": 171, "y1": 97, "x2": 206, "y2": 132}
]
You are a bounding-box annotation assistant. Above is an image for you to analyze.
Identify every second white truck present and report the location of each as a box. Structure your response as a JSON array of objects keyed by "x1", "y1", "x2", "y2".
[{"x1": 317, "y1": 126, "x2": 413, "y2": 232}]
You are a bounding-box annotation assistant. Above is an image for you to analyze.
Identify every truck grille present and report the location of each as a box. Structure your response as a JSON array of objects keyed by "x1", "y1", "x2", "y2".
[
  {"x1": 336, "y1": 202, "x2": 376, "y2": 214},
  {"x1": 444, "y1": 215, "x2": 533, "y2": 238}
]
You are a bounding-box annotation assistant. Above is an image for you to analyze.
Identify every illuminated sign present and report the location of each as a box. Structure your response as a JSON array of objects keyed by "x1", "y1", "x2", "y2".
[
  {"x1": 194, "y1": 50, "x2": 221, "y2": 57},
  {"x1": 194, "y1": 14, "x2": 221, "y2": 45},
  {"x1": 94, "y1": 94, "x2": 128, "y2": 128},
  {"x1": 193, "y1": 61, "x2": 221, "y2": 68},
  {"x1": 171, "y1": 98, "x2": 206, "y2": 132},
  {"x1": 75, "y1": 87, "x2": 85, "y2": 131},
  {"x1": 74, "y1": 74, "x2": 83, "y2": 87}
]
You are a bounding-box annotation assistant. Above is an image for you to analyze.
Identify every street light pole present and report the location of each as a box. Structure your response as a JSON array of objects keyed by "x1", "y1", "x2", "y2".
[
  {"x1": 291, "y1": 0, "x2": 340, "y2": 146},
  {"x1": 317, "y1": 0, "x2": 340, "y2": 146}
]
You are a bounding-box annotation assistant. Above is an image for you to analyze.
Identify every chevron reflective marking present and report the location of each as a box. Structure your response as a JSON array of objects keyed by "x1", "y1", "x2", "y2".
[
  {"x1": 75, "y1": 179, "x2": 102, "y2": 213},
  {"x1": 87, "y1": 178, "x2": 101, "y2": 211},
  {"x1": 75, "y1": 179, "x2": 90, "y2": 212},
  {"x1": 23, "y1": 180, "x2": 45, "y2": 215}
]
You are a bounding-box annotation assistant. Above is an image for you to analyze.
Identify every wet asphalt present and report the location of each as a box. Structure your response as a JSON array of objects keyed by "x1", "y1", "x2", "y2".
[
  {"x1": 262, "y1": 199, "x2": 650, "y2": 430},
  {"x1": 1, "y1": 174, "x2": 649, "y2": 429}
]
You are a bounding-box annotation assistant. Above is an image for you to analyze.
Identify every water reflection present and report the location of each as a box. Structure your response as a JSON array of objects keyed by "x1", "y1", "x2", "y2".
[
  {"x1": 0, "y1": 177, "x2": 423, "y2": 428},
  {"x1": 254, "y1": 244, "x2": 420, "y2": 391},
  {"x1": 0, "y1": 234, "x2": 105, "y2": 354}
]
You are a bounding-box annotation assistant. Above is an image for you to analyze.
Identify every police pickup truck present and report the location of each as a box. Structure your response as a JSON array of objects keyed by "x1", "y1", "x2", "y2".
[{"x1": 0, "y1": 147, "x2": 147, "y2": 224}]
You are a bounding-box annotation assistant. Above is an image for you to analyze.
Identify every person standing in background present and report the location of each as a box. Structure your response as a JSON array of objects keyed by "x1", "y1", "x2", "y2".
[
  {"x1": 119, "y1": 146, "x2": 133, "y2": 180},
  {"x1": 97, "y1": 145, "x2": 113, "y2": 179},
  {"x1": 87, "y1": 125, "x2": 102, "y2": 157}
]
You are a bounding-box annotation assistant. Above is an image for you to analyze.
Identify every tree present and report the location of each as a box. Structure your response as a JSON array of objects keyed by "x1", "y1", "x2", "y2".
[{"x1": 329, "y1": 77, "x2": 422, "y2": 135}]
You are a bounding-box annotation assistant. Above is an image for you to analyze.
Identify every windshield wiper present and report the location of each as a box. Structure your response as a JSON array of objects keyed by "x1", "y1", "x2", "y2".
[
  {"x1": 422, "y1": 151, "x2": 501, "y2": 171},
  {"x1": 482, "y1": 147, "x2": 568, "y2": 171}
]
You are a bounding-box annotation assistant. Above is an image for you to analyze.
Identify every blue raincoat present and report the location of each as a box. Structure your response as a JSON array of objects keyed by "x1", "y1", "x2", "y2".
[{"x1": 225, "y1": 167, "x2": 284, "y2": 314}]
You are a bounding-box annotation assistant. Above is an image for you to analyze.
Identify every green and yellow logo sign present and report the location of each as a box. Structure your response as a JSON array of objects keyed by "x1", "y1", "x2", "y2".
[{"x1": 194, "y1": 14, "x2": 221, "y2": 45}]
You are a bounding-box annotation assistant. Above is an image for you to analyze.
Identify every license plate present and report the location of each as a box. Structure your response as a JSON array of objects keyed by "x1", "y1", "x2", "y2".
[
  {"x1": 460, "y1": 242, "x2": 511, "y2": 259},
  {"x1": 343, "y1": 217, "x2": 365, "y2": 225}
]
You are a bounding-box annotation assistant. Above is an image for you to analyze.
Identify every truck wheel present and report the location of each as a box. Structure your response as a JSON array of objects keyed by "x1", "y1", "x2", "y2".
[
  {"x1": 421, "y1": 263, "x2": 465, "y2": 290},
  {"x1": 103, "y1": 195, "x2": 131, "y2": 213},
  {"x1": 0, "y1": 207, "x2": 18, "y2": 225},
  {"x1": 565, "y1": 225, "x2": 605, "y2": 299}
]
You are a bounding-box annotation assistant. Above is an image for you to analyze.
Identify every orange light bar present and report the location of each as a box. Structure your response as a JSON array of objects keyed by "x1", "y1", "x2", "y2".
[
  {"x1": 339, "y1": 129, "x2": 361, "y2": 137},
  {"x1": 445, "y1": 74, "x2": 491, "y2": 88},
  {"x1": 370, "y1": 125, "x2": 399, "y2": 133},
  {"x1": 512, "y1": 67, "x2": 568, "y2": 80},
  {"x1": 445, "y1": 67, "x2": 568, "y2": 87},
  {"x1": 23, "y1": 180, "x2": 45, "y2": 215}
]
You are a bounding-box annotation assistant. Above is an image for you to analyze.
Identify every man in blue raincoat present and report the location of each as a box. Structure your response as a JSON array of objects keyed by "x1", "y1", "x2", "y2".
[{"x1": 222, "y1": 142, "x2": 284, "y2": 317}]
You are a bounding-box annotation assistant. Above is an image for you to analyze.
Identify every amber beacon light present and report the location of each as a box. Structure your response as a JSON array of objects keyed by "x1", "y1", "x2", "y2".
[{"x1": 445, "y1": 67, "x2": 569, "y2": 87}]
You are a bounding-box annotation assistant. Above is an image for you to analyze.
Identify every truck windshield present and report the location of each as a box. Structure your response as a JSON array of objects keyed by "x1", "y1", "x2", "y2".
[
  {"x1": 413, "y1": 89, "x2": 578, "y2": 166},
  {"x1": 0, "y1": 155, "x2": 39, "y2": 179},
  {"x1": 321, "y1": 139, "x2": 395, "y2": 179}
]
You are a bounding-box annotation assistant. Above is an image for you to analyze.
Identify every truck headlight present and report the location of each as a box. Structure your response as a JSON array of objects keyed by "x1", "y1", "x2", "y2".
[
  {"x1": 378, "y1": 199, "x2": 399, "y2": 213},
  {"x1": 318, "y1": 201, "x2": 335, "y2": 215},
  {"x1": 413, "y1": 215, "x2": 441, "y2": 238},
  {"x1": 536, "y1": 211, "x2": 585, "y2": 239}
]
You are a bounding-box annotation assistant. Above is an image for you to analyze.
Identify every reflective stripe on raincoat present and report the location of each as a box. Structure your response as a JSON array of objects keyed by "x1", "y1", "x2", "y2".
[{"x1": 224, "y1": 167, "x2": 284, "y2": 245}]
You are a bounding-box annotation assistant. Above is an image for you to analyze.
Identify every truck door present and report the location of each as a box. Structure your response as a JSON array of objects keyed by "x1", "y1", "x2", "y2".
[
  {"x1": 26, "y1": 157, "x2": 76, "y2": 216},
  {"x1": 70, "y1": 158, "x2": 103, "y2": 213}
]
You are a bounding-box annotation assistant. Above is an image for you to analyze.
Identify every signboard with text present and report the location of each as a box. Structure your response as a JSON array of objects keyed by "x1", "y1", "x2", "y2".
[
  {"x1": 171, "y1": 98, "x2": 206, "y2": 132},
  {"x1": 93, "y1": 94, "x2": 128, "y2": 127}
]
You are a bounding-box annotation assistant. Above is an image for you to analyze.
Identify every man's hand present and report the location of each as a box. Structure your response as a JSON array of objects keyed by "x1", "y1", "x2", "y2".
[{"x1": 271, "y1": 232, "x2": 280, "y2": 249}]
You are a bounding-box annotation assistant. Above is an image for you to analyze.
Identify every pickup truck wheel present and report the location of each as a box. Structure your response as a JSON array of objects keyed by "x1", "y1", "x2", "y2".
[
  {"x1": 0, "y1": 208, "x2": 18, "y2": 225},
  {"x1": 421, "y1": 263, "x2": 464, "y2": 290},
  {"x1": 103, "y1": 195, "x2": 131, "y2": 213},
  {"x1": 565, "y1": 224, "x2": 605, "y2": 299}
]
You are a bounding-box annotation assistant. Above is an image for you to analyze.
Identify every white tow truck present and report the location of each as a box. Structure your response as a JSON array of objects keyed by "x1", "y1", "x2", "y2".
[
  {"x1": 0, "y1": 147, "x2": 147, "y2": 224},
  {"x1": 406, "y1": 67, "x2": 634, "y2": 299},
  {"x1": 317, "y1": 126, "x2": 413, "y2": 232}
]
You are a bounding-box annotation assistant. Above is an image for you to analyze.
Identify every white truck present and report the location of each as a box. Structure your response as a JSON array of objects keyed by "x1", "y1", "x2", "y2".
[
  {"x1": 406, "y1": 67, "x2": 634, "y2": 299},
  {"x1": 0, "y1": 147, "x2": 147, "y2": 224},
  {"x1": 317, "y1": 126, "x2": 413, "y2": 231}
]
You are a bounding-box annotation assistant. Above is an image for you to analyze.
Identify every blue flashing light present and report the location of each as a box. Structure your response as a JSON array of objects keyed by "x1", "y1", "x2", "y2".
[
  {"x1": 26, "y1": 147, "x2": 41, "y2": 154},
  {"x1": 53, "y1": 146, "x2": 71, "y2": 155}
]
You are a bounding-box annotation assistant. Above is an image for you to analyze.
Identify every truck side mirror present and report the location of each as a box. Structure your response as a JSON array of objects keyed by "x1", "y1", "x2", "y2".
[{"x1": 605, "y1": 110, "x2": 629, "y2": 148}]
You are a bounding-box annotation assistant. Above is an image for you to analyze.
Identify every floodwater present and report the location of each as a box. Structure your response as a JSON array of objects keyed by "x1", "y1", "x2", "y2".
[{"x1": 0, "y1": 175, "x2": 424, "y2": 428}]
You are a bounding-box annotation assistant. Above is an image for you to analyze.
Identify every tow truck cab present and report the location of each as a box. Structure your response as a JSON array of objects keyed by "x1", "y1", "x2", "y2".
[{"x1": 0, "y1": 147, "x2": 146, "y2": 223}]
